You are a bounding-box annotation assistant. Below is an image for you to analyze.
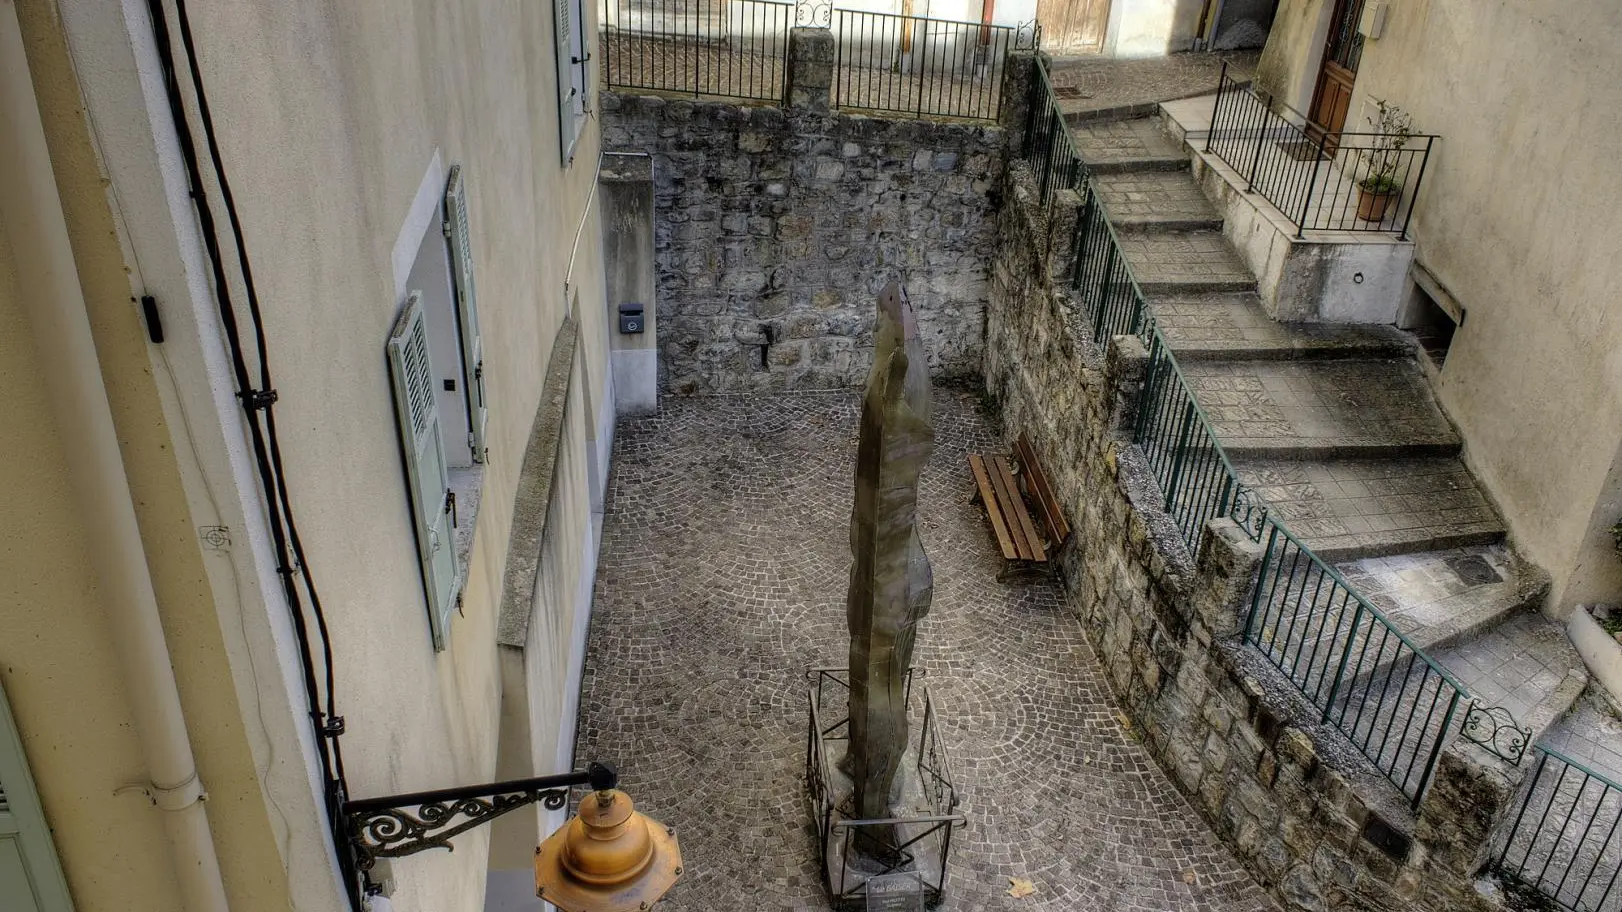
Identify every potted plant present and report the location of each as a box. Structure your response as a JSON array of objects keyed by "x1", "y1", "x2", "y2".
[{"x1": 1356, "y1": 99, "x2": 1415, "y2": 223}]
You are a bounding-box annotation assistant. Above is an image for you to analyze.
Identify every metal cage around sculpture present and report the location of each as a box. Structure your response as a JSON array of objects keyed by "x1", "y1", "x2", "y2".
[{"x1": 805, "y1": 668, "x2": 963, "y2": 909}]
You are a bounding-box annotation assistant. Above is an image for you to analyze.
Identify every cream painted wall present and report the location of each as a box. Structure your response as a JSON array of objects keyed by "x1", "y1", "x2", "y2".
[
  {"x1": 6, "y1": 0, "x2": 612, "y2": 910},
  {"x1": 1258, "y1": 0, "x2": 1622, "y2": 614}
]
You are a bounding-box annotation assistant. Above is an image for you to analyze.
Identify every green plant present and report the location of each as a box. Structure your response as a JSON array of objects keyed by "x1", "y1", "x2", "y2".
[
  {"x1": 1610, "y1": 517, "x2": 1622, "y2": 554},
  {"x1": 1358, "y1": 99, "x2": 1415, "y2": 194}
]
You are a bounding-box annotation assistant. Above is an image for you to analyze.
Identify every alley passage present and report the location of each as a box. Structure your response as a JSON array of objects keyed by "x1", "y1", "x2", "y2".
[{"x1": 575, "y1": 390, "x2": 1278, "y2": 911}]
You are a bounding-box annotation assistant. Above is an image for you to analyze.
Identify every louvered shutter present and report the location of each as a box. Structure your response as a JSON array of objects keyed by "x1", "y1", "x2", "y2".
[
  {"x1": 0, "y1": 681, "x2": 73, "y2": 911},
  {"x1": 388, "y1": 294, "x2": 463, "y2": 650},
  {"x1": 554, "y1": 0, "x2": 583, "y2": 162},
  {"x1": 443, "y1": 166, "x2": 488, "y2": 465}
]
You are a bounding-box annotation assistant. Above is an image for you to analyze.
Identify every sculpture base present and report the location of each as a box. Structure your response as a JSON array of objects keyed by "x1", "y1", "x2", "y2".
[{"x1": 805, "y1": 668, "x2": 964, "y2": 910}]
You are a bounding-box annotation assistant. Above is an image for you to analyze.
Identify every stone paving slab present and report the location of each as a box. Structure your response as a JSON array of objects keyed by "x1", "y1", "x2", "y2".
[
  {"x1": 1092, "y1": 171, "x2": 1221, "y2": 229},
  {"x1": 577, "y1": 391, "x2": 1278, "y2": 912},
  {"x1": 1049, "y1": 52, "x2": 1258, "y2": 122},
  {"x1": 1236, "y1": 458, "x2": 1504, "y2": 561},
  {"x1": 1117, "y1": 230, "x2": 1254, "y2": 292},
  {"x1": 1179, "y1": 359, "x2": 1462, "y2": 458},
  {"x1": 1542, "y1": 695, "x2": 1622, "y2": 784},
  {"x1": 1070, "y1": 117, "x2": 1189, "y2": 173},
  {"x1": 1335, "y1": 545, "x2": 1532, "y2": 652},
  {"x1": 1433, "y1": 609, "x2": 1586, "y2": 732},
  {"x1": 1155, "y1": 294, "x2": 1413, "y2": 361}
]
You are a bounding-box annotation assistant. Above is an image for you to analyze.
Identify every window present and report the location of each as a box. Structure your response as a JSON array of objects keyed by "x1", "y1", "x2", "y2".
[
  {"x1": 0, "y1": 682, "x2": 73, "y2": 912},
  {"x1": 555, "y1": 0, "x2": 589, "y2": 163},
  {"x1": 1399, "y1": 265, "x2": 1463, "y2": 372},
  {"x1": 390, "y1": 164, "x2": 489, "y2": 651}
]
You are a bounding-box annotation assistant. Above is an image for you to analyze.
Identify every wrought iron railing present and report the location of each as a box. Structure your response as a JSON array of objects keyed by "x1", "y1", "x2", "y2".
[
  {"x1": 1205, "y1": 62, "x2": 1436, "y2": 239},
  {"x1": 831, "y1": 10, "x2": 1035, "y2": 121},
  {"x1": 602, "y1": 0, "x2": 793, "y2": 102},
  {"x1": 1495, "y1": 746, "x2": 1622, "y2": 911},
  {"x1": 805, "y1": 668, "x2": 963, "y2": 908},
  {"x1": 1019, "y1": 56, "x2": 1524, "y2": 808},
  {"x1": 1019, "y1": 52, "x2": 1084, "y2": 213}
]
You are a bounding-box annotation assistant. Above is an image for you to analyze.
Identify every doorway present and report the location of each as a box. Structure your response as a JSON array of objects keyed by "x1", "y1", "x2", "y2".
[
  {"x1": 1307, "y1": 0, "x2": 1364, "y2": 135},
  {"x1": 1035, "y1": 0, "x2": 1110, "y2": 54}
]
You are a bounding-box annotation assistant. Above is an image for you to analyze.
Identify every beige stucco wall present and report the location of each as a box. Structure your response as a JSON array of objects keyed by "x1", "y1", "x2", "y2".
[
  {"x1": 5, "y1": 0, "x2": 611, "y2": 909},
  {"x1": 1258, "y1": 0, "x2": 1622, "y2": 614},
  {"x1": 2, "y1": 2, "x2": 302, "y2": 910}
]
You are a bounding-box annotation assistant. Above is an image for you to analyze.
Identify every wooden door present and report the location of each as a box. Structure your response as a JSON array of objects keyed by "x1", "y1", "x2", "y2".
[
  {"x1": 1308, "y1": 0, "x2": 1364, "y2": 135},
  {"x1": 1035, "y1": 0, "x2": 1110, "y2": 54}
]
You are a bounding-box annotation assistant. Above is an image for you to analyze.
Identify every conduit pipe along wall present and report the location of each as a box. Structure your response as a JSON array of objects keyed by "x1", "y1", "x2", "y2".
[{"x1": 0, "y1": 3, "x2": 232, "y2": 911}]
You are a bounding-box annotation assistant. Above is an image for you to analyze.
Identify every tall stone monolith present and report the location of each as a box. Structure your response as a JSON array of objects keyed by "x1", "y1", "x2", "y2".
[{"x1": 843, "y1": 282, "x2": 934, "y2": 822}]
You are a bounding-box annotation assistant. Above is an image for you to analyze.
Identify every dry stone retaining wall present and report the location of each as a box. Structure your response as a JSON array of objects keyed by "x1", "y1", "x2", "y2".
[
  {"x1": 984, "y1": 163, "x2": 1524, "y2": 912},
  {"x1": 600, "y1": 92, "x2": 1003, "y2": 394}
]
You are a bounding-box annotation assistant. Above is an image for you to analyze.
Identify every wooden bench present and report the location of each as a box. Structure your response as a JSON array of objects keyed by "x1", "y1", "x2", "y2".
[{"x1": 968, "y1": 433, "x2": 1072, "y2": 581}]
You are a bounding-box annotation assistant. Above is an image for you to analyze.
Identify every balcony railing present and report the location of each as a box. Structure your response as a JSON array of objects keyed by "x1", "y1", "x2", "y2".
[
  {"x1": 602, "y1": 0, "x2": 793, "y2": 102},
  {"x1": 831, "y1": 10, "x2": 1034, "y2": 121},
  {"x1": 1205, "y1": 62, "x2": 1436, "y2": 239}
]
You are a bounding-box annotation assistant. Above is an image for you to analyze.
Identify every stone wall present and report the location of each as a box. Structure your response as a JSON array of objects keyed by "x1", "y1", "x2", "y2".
[
  {"x1": 983, "y1": 163, "x2": 1523, "y2": 912},
  {"x1": 600, "y1": 92, "x2": 1003, "y2": 394}
]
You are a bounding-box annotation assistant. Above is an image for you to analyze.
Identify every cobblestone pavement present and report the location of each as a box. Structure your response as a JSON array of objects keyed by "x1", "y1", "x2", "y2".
[
  {"x1": 1048, "y1": 51, "x2": 1259, "y2": 119},
  {"x1": 576, "y1": 390, "x2": 1278, "y2": 912}
]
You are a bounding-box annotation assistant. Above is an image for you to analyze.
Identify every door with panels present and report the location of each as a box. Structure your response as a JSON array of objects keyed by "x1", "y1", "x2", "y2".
[{"x1": 0, "y1": 681, "x2": 73, "y2": 911}]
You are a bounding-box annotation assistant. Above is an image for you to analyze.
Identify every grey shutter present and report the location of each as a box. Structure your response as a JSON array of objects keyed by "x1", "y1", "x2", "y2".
[
  {"x1": 554, "y1": 0, "x2": 582, "y2": 162},
  {"x1": 0, "y1": 681, "x2": 74, "y2": 912},
  {"x1": 443, "y1": 166, "x2": 488, "y2": 464},
  {"x1": 388, "y1": 294, "x2": 463, "y2": 650}
]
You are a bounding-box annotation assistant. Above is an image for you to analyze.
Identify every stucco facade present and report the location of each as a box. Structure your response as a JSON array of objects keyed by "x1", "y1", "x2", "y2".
[
  {"x1": 1258, "y1": 0, "x2": 1622, "y2": 617},
  {"x1": 0, "y1": 0, "x2": 611, "y2": 910}
]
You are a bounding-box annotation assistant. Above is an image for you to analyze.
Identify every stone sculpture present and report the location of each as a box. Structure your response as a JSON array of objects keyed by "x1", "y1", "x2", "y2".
[{"x1": 842, "y1": 282, "x2": 934, "y2": 823}]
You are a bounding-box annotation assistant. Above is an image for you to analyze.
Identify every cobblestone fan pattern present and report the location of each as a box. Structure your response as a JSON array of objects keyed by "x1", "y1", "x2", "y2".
[
  {"x1": 602, "y1": 92, "x2": 1002, "y2": 394},
  {"x1": 983, "y1": 166, "x2": 1516, "y2": 912},
  {"x1": 575, "y1": 391, "x2": 1280, "y2": 912}
]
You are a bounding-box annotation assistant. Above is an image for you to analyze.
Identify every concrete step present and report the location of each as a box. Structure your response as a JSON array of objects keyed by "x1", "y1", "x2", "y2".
[
  {"x1": 1091, "y1": 171, "x2": 1224, "y2": 232},
  {"x1": 1177, "y1": 358, "x2": 1462, "y2": 460},
  {"x1": 1432, "y1": 607, "x2": 1587, "y2": 746},
  {"x1": 1239, "y1": 458, "x2": 1506, "y2": 562},
  {"x1": 1070, "y1": 117, "x2": 1189, "y2": 175},
  {"x1": 1116, "y1": 229, "x2": 1256, "y2": 294},
  {"x1": 1155, "y1": 293, "x2": 1414, "y2": 362}
]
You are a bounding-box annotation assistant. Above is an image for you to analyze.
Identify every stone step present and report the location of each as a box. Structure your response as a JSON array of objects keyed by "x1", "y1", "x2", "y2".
[
  {"x1": 1155, "y1": 294, "x2": 1414, "y2": 362},
  {"x1": 1336, "y1": 545, "x2": 1544, "y2": 656},
  {"x1": 1177, "y1": 358, "x2": 1462, "y2": 460},
  {"x1": 1091, "y1": 171, "x2": 1224, "y2": 232},
  {"x1": 1116, "y1": 229, "x2": 1256, "y2": 294},
  {"x1": 1070, "y1": 116, "x2": 1190, "y2": 175},
  {"x1": 1239, "y1": 459, "x2": 1506, "y2": 562},
  {"x1": 1432, "y1": 608, "x2": 1586, "y2": 746}
]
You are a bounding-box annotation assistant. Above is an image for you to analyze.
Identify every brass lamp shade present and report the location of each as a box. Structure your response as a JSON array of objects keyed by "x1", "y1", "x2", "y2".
[{"x1": 535, "y1": 788, "x2": 682, "y2": 912}]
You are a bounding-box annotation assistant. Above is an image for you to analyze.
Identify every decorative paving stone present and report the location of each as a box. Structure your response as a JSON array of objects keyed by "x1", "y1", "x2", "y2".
[{"x1": 577, "y1": 390, "x2": 1278, "y2": 912}]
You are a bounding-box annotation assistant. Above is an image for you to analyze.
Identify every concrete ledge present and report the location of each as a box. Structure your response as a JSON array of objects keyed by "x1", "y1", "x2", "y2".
[{"x1": 1159, "y1": 95, "x2": 1416, "y2": 325}]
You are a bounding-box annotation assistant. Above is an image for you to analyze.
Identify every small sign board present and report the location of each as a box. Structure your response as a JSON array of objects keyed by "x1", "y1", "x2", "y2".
[{"x1": 866, "y1": 872, "x2": 924, "y2": 911}]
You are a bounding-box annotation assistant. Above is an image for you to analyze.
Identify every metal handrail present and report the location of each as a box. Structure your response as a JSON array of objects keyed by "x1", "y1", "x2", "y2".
[{"x1": 1495, "y1": 745, "x2": 1622, "y2": 911}]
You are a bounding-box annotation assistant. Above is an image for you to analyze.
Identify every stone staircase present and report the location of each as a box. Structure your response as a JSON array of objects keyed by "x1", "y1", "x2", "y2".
[{"x1": 1070, "y1": 114, "x2": 1587, "y2": 750}]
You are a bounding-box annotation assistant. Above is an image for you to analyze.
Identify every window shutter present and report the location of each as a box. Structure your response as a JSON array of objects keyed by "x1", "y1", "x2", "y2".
[
  {"x1": 0, "y1": 681, "x2": 74, "y2": 912},
  {"x1": 554, "y1": 0, "x2": 583, "y2": 162},
  {"x1": 388, "y1": 293, "x2": 463, "y2": 651},
  {"x1": 443, "y1": 165, "x2": 488, "y2": 465}
]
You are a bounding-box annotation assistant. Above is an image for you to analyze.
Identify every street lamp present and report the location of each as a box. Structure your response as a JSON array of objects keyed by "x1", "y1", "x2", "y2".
[{"x1": 343, "y1": 761, "x2": 682, "y2": 911}]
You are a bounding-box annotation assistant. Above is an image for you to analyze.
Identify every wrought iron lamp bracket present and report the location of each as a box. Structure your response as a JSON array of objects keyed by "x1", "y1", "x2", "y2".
[{"x1": 343, "y1": 761, "x2": 616, "y2": 872}]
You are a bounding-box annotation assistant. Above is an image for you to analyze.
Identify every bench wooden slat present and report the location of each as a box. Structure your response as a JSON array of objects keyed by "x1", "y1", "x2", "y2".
[
  {"x1": 1016, "y1": 433, "x2": 1071, "y2": 546},
  {"x1": 991, "y1": 456, "x2": 1045, "y2": 563},
  {"x1": 968, "y1": 454, "x2": 1020, "y2": 561}
]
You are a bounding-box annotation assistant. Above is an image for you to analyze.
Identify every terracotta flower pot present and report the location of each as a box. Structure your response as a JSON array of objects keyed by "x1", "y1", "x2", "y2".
[{"x1": 1356, "y1": 186, "x2": 1398, "y2": 223}]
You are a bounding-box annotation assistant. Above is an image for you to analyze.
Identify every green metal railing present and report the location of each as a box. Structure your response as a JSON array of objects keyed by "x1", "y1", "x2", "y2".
[
  {"x1": 1022, "y1": 57, "x2": 1527, "y2": 809},
  {"x1": 1019, "y1": 55, "x2": 1084, "y2": 213},
  {"x1": 1496, "y1": 746, "x2": 1622, "y2": 912}
]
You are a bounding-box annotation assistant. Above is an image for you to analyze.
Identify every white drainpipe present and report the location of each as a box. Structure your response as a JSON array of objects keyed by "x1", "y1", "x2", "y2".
[{"x1": 0, "y1": 2, "x2": 231, "y2": 910}]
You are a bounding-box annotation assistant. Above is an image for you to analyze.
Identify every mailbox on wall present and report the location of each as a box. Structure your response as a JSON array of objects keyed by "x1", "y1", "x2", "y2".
[{"x1": 618, "y1": 303, "x2": 645, "y2": 334}]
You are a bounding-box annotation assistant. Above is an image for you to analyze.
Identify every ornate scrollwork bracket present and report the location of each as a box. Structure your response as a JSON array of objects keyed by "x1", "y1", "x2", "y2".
[
  {"x1": 1229, "y1": 483, "x2": 1270, "y2": 541},
  {"x1": 342, "y1": 761, "x2": 617, "y2": 872},
  {"x1": 1462, "y1": 703, "x2": 1531, "y2": 765},
  {"x1": 1013, "y1": 19, "x2": 1042, "y2": 51},
  {"x1": 794, "y1": 0, "x2": 831, "y2": 28}
]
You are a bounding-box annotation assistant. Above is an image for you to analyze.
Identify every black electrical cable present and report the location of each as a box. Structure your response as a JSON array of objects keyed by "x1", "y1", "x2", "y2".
[{"x1": 142, "y1": 0, "x2": 358, "y2": 904}]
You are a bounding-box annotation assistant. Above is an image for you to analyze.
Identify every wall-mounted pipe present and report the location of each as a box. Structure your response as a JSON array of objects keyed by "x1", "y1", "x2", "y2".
[{"x1": 0, "y1": 2, "x2": 230, "y2": 910}]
